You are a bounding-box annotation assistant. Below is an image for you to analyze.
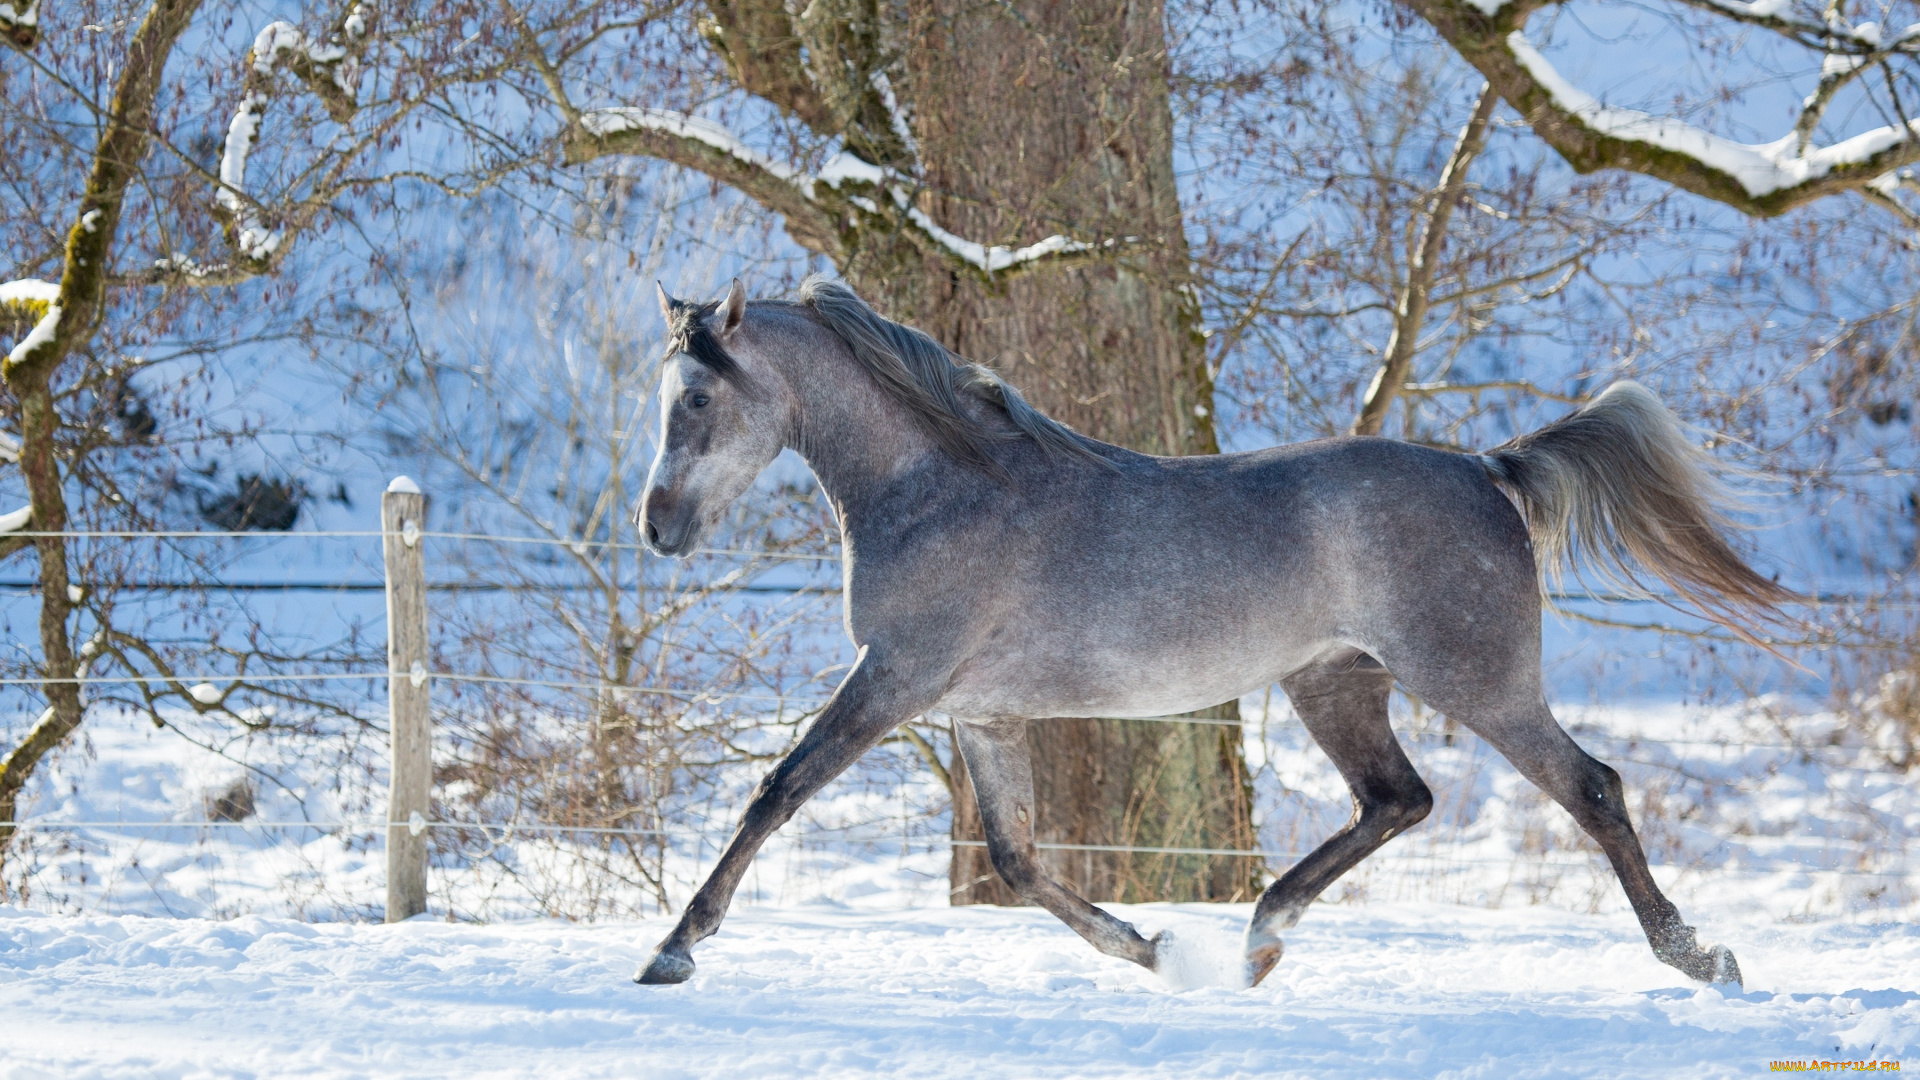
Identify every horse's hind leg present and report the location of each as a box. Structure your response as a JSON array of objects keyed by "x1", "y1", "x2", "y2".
[
  {"x1": 1452, "y1": 702, "x2": 1742, "y2": 986},
  {"x1": 1243, "y1": 655, "x2": 1433, "y2": 986},
  {"x1": 952, "y1": 719, "x2": 1161, "y2": 971}
]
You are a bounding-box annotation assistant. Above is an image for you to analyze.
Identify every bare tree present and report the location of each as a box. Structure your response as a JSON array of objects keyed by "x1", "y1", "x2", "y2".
[{"x1": 0, "y1": 0, "x2": 537, "y2": 865}]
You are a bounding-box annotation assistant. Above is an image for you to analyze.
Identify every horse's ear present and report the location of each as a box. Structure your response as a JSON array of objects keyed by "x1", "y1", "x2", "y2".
[
  {"x1": 656, "y1": 281, "x2": 676, "y2": 322},
  {"x1": 719, "y1": 278, "x2": 746, "y2": 337}
]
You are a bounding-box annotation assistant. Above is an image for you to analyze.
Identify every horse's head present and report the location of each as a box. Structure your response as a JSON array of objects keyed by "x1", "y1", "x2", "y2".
[{"x1": 639, "y1": 280, "x2": 790, "y2": 557}]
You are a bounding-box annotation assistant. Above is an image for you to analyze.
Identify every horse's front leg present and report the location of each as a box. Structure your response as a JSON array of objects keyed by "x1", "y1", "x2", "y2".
[{"x1": 636, "y1": 647, "x2": 932, "y2": 985}]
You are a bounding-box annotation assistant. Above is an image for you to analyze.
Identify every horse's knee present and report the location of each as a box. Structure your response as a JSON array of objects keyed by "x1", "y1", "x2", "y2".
[
  {"x1": 741, "y1": 764, "x2": 811, "y2": 826},
  {"x1": 985, "y1": 845, "x2": 1044, "y2": 896},
  {"x1": 1575, "y1": 757, "x2": 1634, "y2": 830},
  {"x1": 1358, "y1": 777, "x2": 1432, "y2": 839}
]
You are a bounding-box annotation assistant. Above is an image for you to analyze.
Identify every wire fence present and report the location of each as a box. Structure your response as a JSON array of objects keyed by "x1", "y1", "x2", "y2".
[
  {"x1": 5, "y1": 818, "x2": 1905, "y2": 878},
  {"x1": 1, "y1": 525, "x2": 1912, "y2": 605},
  {"x1": 1, "y1": 520, "x2": 1914, "y2": 921}
]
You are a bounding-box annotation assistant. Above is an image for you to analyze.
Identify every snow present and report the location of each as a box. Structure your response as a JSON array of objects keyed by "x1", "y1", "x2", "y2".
[
  {"x1": 217, "y1": 93, "x2": 283, "y2": 262},
  {"x1": 224, "y1": 11, "x2": 369, "y2": 265},
  {"x1": 1698, "y1": 0, "x2": 1889, "y2": 43},
  {"x1": 579, "y1": 109, "x2": 1094, "y2": 275},
  {"x1": 1461, "y1": 0, "x2": 1508, "y2": 15},
  {"x1": 0, "y1": 278, "x2": 59, "y2": 306},
  {"x1": 5, "y1": 303, "x2": 60, "y2": 366},
  {"x1": 7, "y1": 697, "x2": 1915, "y2": 1074},
  {"x1": 1823, "y1": 51, "x2": 1870, "y2": 77},
  {"x1": 0, "y1": 505, "x2": 31, "y2": 532},
  {"x1": 0, "y1": 431, "x2": 19, "y2": 462},
  {"x1": 0, "y1": 0, "x2": 38, "y2": 31},
  {"x1": 386, "y1": 474, "x2": 421, "y2": 494},
  {"x1": 251, "y1": 21, "x2": 309, "y2": 75},
  {"x1": 900, "y1": 206, "x2": 1093, "y2": 273},
  {"x1": 579, "y1": 109, "x2": 800, "y2": 183},
  {"x1": 187, "y1": 682, "x2": 225, "y2": 705},
  {"x1": 870, "y1": 70, "x2": 918, "y2": 157},
  {"x1": 153, "y1": 253, "x2": 227, "y2": 279},
  {"x1": 1507, "y1": 31, "x2": 1920, "y2": 197},
  {"x1": 79, "y1": 208, "x2": 102, "y2": 233},
  {"x1": 343, "y1": 3, "x2": 369, "y2": 38},
  {"x1": 816, "y1": 151, "x2": 886, "y2": 188},
  {"x1": 0, "y1": 902, "x2": 1914, "y2": 1077}
]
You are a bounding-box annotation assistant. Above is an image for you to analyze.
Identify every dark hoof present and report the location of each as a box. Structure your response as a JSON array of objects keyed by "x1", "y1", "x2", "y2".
[
  {"x1": 635, "y1": 948, "x2": 695, "y2": 985},
  {"x1": 1708, "y1": 945, "x2": 1742, "y2": 988},
  {"x1": 1146, "y1": 929, "x2": 1175, "y2": 972},
  {"x1": 1661, "y1": 940, "x2": 1742, "y2": 988},
  {"x1": 1246, "y1": 940, "x2": 1283, "y2": 988}
]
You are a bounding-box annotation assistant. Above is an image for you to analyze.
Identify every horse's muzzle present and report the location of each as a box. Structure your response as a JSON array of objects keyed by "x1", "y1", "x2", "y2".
[{"x1": 639, "y1": 488, "x2": 698, "y2": 557}]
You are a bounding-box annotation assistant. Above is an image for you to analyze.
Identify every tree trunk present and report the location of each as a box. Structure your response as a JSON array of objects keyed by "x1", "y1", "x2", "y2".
[
  {"x1": 0, "y1": 0, "x2": 205, "y2": 867},
  {"x1": 840, "y1": 0, "x2": 1257, "y2": 904}
]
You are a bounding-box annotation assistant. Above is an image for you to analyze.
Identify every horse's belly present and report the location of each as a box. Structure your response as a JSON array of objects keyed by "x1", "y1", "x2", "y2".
[{"x1": 933, "y1": 628, "x2": 1316, "y2": 720}]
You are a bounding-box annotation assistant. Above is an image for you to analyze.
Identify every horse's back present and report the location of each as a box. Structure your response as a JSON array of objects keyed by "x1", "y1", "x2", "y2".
[{"x1": 923, "y1": 436, "x2": 1543, "y2": 720}]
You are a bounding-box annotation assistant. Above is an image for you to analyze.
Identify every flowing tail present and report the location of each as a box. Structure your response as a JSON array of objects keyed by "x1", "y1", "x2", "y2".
[{"x1": 1477, "y1": 381, "x2": 1797, "y2": 642}]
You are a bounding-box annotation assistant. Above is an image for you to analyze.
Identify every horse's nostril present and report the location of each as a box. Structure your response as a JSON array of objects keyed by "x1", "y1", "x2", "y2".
[{"x1": 645, "y1": 520, "x2": 661, "y2": 546}]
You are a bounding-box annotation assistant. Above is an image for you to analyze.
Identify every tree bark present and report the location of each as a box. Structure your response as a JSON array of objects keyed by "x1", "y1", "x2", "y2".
[
  {"x1": 555, "y1": 0, "x2": 1260, "y2": 903},
  {"x1": 0, "y1": 0, "x2": 204, "y2": 861},
  {"x1": 851, "y1": 0, "x2": 1255, "y2": 905}
]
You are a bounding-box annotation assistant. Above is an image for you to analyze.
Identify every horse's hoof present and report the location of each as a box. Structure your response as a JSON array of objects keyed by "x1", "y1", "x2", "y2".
[
  {"x1": 1661, "y1": 940, "x2": 1742, "y2": 988},
  {"x1": 1708, "y1": 945, "x2": 1742, "y2": 989},
  {"x1": 1245, "y1": 940, "x2": 1283, "y2": 988},
  {"x1": 635, "y1": 948, "x2": 695, "y2": 985},
  {"x1": 1146, "y1": 929, "x2": 1175, "y2": 972}
]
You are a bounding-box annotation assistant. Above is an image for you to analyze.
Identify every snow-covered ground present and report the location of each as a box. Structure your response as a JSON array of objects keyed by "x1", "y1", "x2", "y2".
[
  {"x1": 4, "y1": 900, "x2": 1915, "y2": 1078},
  {"x1": 5, "y1": 698, "x2": 1917, "y2": 1075},
  {"x1": 11, "y1": 697, "x2": 1915, "y2": 924}
]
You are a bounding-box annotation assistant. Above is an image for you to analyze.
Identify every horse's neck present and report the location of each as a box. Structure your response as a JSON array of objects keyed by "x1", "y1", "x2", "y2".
[{"x1": 783, "y1": 346, "x2": 944, "y2": 518}]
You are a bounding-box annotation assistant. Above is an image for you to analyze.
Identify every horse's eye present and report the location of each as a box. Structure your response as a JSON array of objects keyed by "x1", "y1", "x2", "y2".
[{"x1": 688, "y1": 392, "x2": 710, "y2": 409}]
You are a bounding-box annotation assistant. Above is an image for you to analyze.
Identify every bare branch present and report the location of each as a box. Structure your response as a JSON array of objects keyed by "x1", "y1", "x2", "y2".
[{"x1": 1353, "y1": 82, "x2": 1500, "y2": 436}]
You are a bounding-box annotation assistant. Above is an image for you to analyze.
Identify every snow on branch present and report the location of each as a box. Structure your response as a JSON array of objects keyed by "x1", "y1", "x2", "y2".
[
  {"x1": 0, "y1": 279, "x2": 59, "y2": 309},
  {"x1": 1508, "y1": 31, "x2": 1920, "y2": 200},
  {"x1": 1406, "y1": 0, "x2": 1920, "y2": 217},
  {"x1": 570, "y1": 108, "x2": 1119, "y2": 278},
  {"x1": 213, "y1": 5, "x2": 374, "y2": 267},
  {"x1": 1, "y1": 279, "x2": 60, "y2": 369},
  {"x1": 217, "y1": 93, "x2": 282, "y2": 262},
  {"x1": 1, "y1": 0, "x2": 39, "y2": 48},
  {"x1": 580, "y1": 109, "x2": 802, "y2": 182}
]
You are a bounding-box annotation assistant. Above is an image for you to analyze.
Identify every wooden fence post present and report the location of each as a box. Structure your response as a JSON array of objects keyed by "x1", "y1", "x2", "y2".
[{"x1": 382, "y1": 476, "x2": 430, "y2": 922}]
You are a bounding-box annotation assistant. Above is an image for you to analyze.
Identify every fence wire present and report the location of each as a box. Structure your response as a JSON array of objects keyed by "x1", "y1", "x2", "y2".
[{"x1": 2, "y1": 524, "x2": 1913, "y2": 919}]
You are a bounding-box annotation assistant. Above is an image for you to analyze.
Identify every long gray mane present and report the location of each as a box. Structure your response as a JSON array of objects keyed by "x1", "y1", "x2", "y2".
[{"x1": 797, "y1": 277, "x2": 1109, "y2": 473}]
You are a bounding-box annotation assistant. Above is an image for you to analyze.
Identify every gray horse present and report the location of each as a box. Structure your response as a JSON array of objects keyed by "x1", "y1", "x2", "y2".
[{"x1": 634, "y1": 275, "x2": 1791, "y2": 989}]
